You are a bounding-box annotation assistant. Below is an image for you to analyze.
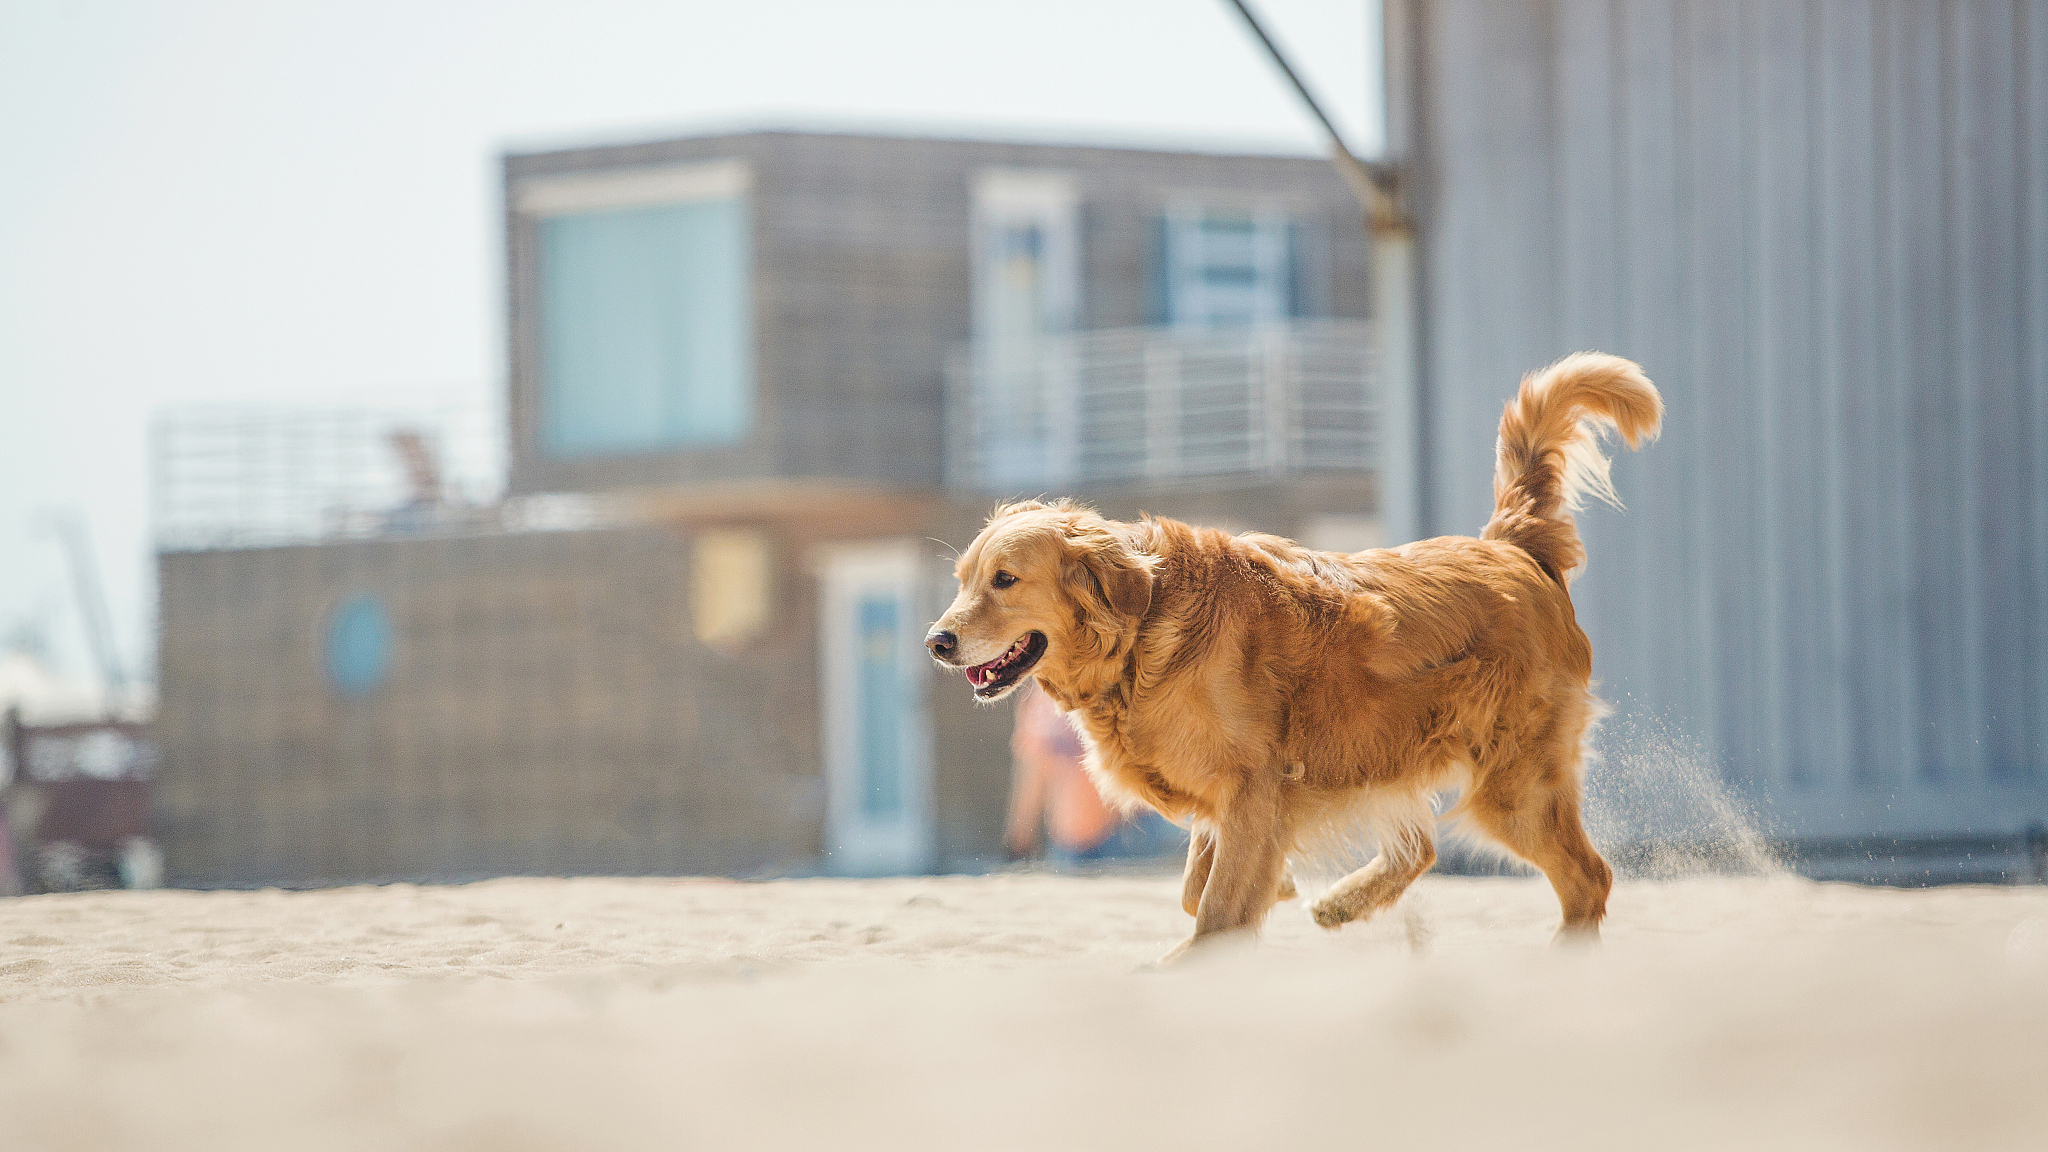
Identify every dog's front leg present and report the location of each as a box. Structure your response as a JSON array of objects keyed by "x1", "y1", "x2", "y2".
[
  {"x1": 1180, "y1": 827, "x2": 1215, "y2": 916},
  {"x1": 1183, "y1": 825, "x2": 1293, "y2": 916},
  {"x1": 1157, "y1": 780, "x2": 1288, "y2": 964}
]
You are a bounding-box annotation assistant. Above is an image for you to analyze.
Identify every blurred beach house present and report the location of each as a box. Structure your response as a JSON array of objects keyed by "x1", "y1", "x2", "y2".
[{"x1": 150, "y1": 130, "x2": 1376, "y2": 886}]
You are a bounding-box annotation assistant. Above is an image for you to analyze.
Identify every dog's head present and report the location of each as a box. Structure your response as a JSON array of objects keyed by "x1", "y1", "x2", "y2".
[{"x1": 926, "y1": 500, "x2": 1156, "y2": 702}]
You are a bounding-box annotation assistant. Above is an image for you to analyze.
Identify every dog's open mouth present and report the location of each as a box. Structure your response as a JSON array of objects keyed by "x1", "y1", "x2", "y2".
[{"x1": 966, "y1": 632, "x2": 1047, "y2": 698}]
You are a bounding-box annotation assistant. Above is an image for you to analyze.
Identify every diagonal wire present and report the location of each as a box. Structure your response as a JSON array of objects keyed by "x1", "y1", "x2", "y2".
[{"x1": 1219, "y1": 0, "x2": 1403, "y2": 232}]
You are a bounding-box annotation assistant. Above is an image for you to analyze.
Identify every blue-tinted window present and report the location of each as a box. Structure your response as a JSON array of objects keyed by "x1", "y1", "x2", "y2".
[
  {"x1": 325, "y1": 594, "x2": 393, "y2": 698},
  {"x1": 537, "y1": 197, "x2": 752, "y2": 458}
]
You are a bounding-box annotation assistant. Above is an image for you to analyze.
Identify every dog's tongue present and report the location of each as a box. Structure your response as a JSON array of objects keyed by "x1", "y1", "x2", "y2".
[{"x1": 967, "y1": 636, "x2": 1032, "y2": 688}]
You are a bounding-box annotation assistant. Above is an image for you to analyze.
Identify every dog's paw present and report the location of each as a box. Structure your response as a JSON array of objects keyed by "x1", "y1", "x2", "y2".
[
  {"x1": 1137, "y1": 930, "x2": 1257, "y2": 971},
  {"x1": 1309, "y1": 897, "x2": 1356, "y2": 930},
  {"x1": 1276, "y1": 871, "x2": 1299, "y2": 902},
  {"x1": 1134, "y1": 940, "x2": 1191, "y2": 973},
  {"x1": 1551, "y1": 922, "x2": 1602, "y2": 947}
]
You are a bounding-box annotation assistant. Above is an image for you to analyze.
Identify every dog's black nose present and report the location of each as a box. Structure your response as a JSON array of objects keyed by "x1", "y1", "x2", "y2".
[{"x1": 925, "y1": 629, "x2": 958, "y2": 661}]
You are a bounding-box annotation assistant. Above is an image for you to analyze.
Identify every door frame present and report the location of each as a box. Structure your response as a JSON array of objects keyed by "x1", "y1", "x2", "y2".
[{"x1": 814, "y1": 538, "x2": 935, "y2": 875}]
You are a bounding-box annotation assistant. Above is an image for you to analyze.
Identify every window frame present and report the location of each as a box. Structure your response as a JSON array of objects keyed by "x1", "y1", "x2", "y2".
[
  {"x1": 1159, "y1": 201, "x2": 1297, "y2": 329},
  {"x1": 513, "y1": 159, "x2": 757, "y2": 462}
]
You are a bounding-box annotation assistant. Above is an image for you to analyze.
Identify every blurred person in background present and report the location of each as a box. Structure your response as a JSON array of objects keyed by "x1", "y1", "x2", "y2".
[
  {"x1": 0, "y1": 755, "x2": 19, "y2": 896},
  {"x1": 0, "y1": 811, "x2": 19, "y2": 896},
  {"x1": 1005, "y1": 681, "x2": 1180, "y2": 868}
]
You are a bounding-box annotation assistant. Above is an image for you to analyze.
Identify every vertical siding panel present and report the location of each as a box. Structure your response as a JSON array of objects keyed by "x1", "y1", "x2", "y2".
[
  {"x1": 1556, "y1": 0, "x2": 1641, "y2": 701},
  {"x1": 1509, "y1": 1, "x2": 1562, "y2": 366},
  {"x1": 1421, "y1": 0, "x2": 1502, "y2": 539},
  {"x1": 1732, "y1": 0, "x2": 1783, "y2": 792},
  {"x1": 1820, "y1": 0, "x2": 1887, "y2": 794},
  {"x1": 2023, "y1": 2, "x2": 2039, "y2": 778},
  {"x1": 1601, "y1": 0, "x2": 1668, "y2": 719},
  {"x1": 1422, "y1": 0, "x2": 1561, "y2": 538},
  {"x1": 1671, "y1": 0, "x2": 1725, "y2": 768},
  {"x1": 1863, "y1": 0, "x2": 1920, "y2": 800},
  {"x1": 1689, "y1": 0, "x2": 1757, "y2": 782},
  {"x1": 1961, "y1": 1, "x2": 2034, "y2": 783},
  {"x1": 1601, "y1": 0, "x2": 1664, "y2": 718},
  {"x1": 1943, "y1": 2, "x2": 1991, "y2": 786},
  {"x1": 1556, "y1": 0, "x2": 1625, "y2": 350},
  {"x1": 1756, "y1": 0, "x2": 1828, "y2": 794},
  {"x1": 1896, "y1": 2, "x2": 1963, "y2": 786},
  {"x1": 1747, "y1": 0, "x2": 1802, "y2": 793},
  {"x1": 1619, "y1": 0, "x2": 1701, "y2": 738},
  {"x1": 1802, "y1": 0, "x2": 1852, "y2": 808}
]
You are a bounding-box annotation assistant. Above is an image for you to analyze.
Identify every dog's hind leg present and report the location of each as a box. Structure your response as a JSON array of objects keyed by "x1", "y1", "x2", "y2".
[
  {"x1": 1468, "y1": 788, "x2": 1610, "y2": 942},
  {"x1": 1464, "y1": 733, "x2": 1612, "y2": 942},
  {"x1": 1309, "y1": 825, "x2": 1436, "y2": 929}
]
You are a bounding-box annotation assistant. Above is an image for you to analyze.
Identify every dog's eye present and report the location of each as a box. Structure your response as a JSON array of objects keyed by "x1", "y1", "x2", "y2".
[{"x1": 991, "y1": 571, "x2": 1018, "y2": 590}]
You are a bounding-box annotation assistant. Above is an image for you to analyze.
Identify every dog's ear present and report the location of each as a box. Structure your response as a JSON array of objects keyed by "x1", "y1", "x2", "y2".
[
  {"x1": 1066, "y1": 523, "x2": 1155, "y2": 620},
  {"x1": 1093, "y1": 549, "x2": 1154, "y2": 618}
]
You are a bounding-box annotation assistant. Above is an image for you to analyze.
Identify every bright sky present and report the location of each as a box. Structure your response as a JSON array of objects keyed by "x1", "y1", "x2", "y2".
[{"x1": 0, "y1": 0, "x2": 1384, "y2": 693}]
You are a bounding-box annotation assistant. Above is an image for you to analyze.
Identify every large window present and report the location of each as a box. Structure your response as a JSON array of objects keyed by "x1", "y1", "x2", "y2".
[
  {"x1": 1158, "y1": 207, "x2": 1297, "y2": 328},
  {"x1": 969, "y1": 170, "x2": 1081, "y2": 487},
  {"x1": 971, "y1": 170, "x2": 1080, "y2": 365},
  {"x1": 523, "y1": 162, "x2": 753, "y2": 459}
]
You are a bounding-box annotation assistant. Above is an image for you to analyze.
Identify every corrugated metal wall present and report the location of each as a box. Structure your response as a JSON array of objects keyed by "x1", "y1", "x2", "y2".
[{"x1": 1394, "y1": 0, "x2": 2048, "y2": 838}]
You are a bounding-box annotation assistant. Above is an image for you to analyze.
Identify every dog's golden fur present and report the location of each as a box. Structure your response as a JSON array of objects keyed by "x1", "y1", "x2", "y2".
[{"x1": 929, "y1": 353, "x2": 1663, "y2": 961}]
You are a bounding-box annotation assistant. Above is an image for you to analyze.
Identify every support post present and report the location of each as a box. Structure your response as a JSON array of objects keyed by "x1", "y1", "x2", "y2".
[{"x1": 1372, "y1": 227, "x2": 1422, "y2": 546}]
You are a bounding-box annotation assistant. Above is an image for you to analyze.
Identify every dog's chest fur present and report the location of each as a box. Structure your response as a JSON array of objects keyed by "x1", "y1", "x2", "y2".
[
  {"x1": 1064, "y1": 683, "x2": 1251, "y2": 820},
  {"x1": 1052, "y1": 557, "x2": 1322, "y2": 819}
]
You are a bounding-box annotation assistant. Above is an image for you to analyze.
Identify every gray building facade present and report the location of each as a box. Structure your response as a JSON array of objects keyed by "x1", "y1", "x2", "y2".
[{"x1": 504, "y1": 131, "x2": 1371, "y2": 495}]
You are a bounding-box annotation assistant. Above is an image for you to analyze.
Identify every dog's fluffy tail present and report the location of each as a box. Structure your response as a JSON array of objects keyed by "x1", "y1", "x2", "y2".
[{"x1": 1481, "y1": 352, "x2": 1662, "y2": 583}]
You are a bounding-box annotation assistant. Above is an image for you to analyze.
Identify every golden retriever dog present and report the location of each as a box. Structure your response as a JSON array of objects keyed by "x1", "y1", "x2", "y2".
[{"x1": 927, "y1": 353, "x2": 1662, "y2": 963}]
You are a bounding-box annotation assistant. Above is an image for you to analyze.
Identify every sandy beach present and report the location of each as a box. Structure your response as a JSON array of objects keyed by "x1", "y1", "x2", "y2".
[{"x1": 2, "y1": 871, "x2": 2044, "y2": 1151}]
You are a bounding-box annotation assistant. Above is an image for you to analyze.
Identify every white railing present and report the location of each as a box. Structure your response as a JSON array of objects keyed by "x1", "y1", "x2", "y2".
[
  {"x1": 945, "y1": 321, "x2": 1375, "y2": 492},
  {"x1": 153, "y1": 399, "x2": 504, "y2": 552}
]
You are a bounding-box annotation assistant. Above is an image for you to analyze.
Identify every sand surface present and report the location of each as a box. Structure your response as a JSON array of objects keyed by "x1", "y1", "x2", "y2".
[{"x1": 2, "y1": 871, "x2": 2045, "y2": 1151}]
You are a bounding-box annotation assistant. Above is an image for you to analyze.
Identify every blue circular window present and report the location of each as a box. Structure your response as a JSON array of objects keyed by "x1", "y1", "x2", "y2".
[{"x1": 325, "y1": 594, "x2": 394, "y2": 697}]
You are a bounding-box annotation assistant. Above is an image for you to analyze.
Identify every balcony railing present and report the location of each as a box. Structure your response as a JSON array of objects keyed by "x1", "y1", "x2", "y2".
[
  {"x1": 945, "y1": 321, "x2": 1375, "y2": 493},
  {"x1": 152, "y1": 400, "x2": 504, "y2": 552}
]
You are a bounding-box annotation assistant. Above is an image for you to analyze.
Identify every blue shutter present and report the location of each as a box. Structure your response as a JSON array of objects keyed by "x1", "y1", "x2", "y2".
[
  {"x1": 537, "y1": 197, "x2": 752, "y2": 457},
  {"x1": 1150, "y1": 215, "x2": 1173, "y2": 326},
  {"x1": 1287, "y1": 221, "x2": 1313, "y2": 318}
]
